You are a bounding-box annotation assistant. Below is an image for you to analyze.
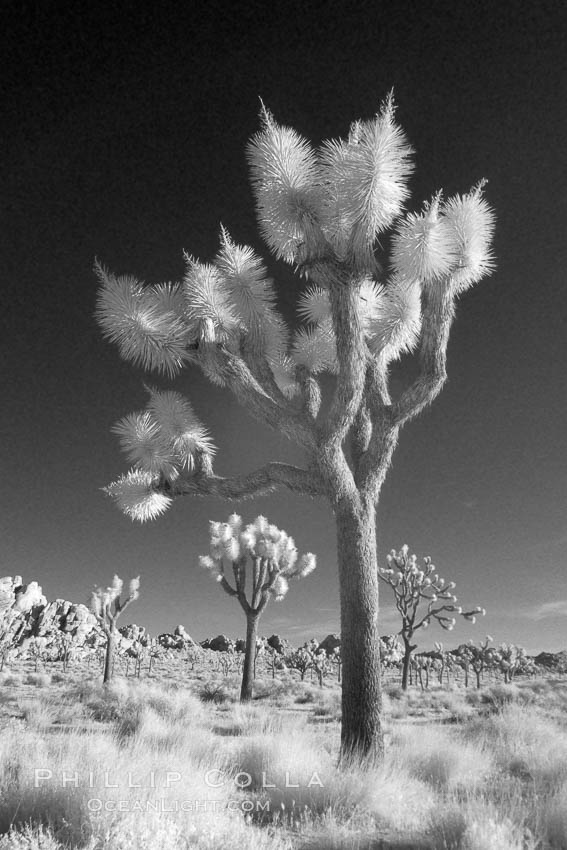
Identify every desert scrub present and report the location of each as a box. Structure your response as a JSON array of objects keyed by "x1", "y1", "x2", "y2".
[
  {"x1": 23, "y1": 673, "x2": 52, "y2": 688},
  {"x1": 390, "y1": 725, "x2": 493, "y2": 791},
  {"x1": 311, "y1": 689, "x2": 341, "y2": 719},
  {"x1": 199, "y1": 682, "x2": 231, "y2": 704},
  {"x1": 474, "y1": 704, "x2": 567, "y2": 789}
]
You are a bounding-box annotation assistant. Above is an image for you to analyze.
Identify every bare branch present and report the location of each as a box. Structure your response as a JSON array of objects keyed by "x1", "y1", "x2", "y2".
[
  {"x1": 296, "y1": 365, "x2": 322, "y2": 420},
  {"x1": 355, "y1": 358, "x2": 399, "y2": 497},
  {"x1": 220, "y1": 348, "x2": 316, "y2": 450},
  {"x1": 219, "y1": 576, "x2": 238, "y2": 598},
  {"x1": 167, "y1": 459, "x2": 324, "y2": 501},
  {"x1": 392, "y1": 287, "x2": 455, "y2": 426}
]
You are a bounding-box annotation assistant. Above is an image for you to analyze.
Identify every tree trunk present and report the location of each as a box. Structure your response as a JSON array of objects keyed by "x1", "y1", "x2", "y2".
[
  {"x1": 240, "y1": 614, "x2": 259, "y2": 702},
  {"x1": 336, "y1": 498, "x2": 383, "y2": 762},
  {"x1": 103, "y1": 629, "x2": 115, "y2": 684},
  {"x1": 401, "y1": 639, "x2": 415, "y2": 691},
  {"x1": 402, "y1": 643, "x2": 412, "y2": 691}
]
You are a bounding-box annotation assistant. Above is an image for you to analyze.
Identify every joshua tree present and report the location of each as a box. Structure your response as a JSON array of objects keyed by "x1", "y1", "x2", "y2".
[
  {"x1": 285, "y1": 645, "x2": 316, "y2": 682},
  {"x1": 465, "y1": 635, "x2": 497, "y2": 688},
  {"x1": 379, "y1": 545, "x2": 485, "y2": 690},
  {"x1": 494, "y1": 642, "x2": 536, "y2": 683},
  {"x1": 89, "y1": 575, "x2": 140, "y2": 684},
  {"x1": 96, "y1": 96, "x2": 494, "y2": 759},
  {"x1": 199, "y1": 513, "x2": 316, "y2": 701}
]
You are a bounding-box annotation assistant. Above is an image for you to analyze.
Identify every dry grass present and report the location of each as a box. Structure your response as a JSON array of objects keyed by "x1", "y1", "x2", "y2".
[{"x1": 0, "y1": 667, "x2": 566, "y2": 848}]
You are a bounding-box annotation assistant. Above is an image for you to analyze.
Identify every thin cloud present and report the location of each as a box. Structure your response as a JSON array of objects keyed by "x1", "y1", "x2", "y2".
[{"x1": 526, "y1": 600, "x2": 567, "y2": 621}]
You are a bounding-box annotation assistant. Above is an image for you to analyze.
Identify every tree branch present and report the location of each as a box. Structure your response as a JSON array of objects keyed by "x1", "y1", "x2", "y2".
[
  {"x1": 354, "y1": 357, "x2": 398, "y2": 497},
  {"x1": 392, "y1": 286, "x2": 455, "y2": 427},
  {"x1": 167, "y1": 460, "x2": 324, "y2": 501},
  {"x1": 219, "y1": 576, "x2": 238, "y2": 598},
  {"x1": 220, "y1": 349, "x2": 316, "y2": 450},
  {"x1": 296, "y1": 365, "x2": 322, "y2": 420}
]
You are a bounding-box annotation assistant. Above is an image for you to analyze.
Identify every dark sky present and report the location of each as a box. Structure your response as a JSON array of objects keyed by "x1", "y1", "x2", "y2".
[{"x1": 2, "y1": 1, "x2": 566, "y2": 652}]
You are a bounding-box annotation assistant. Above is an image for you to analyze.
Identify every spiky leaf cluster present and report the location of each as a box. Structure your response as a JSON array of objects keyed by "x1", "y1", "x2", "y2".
[
  {"x1": 104, "y1": 387, "x2": 216, "y2": 521},
  {"x1": 379, "y1": 544, "x2": 485, "y2": 635}
]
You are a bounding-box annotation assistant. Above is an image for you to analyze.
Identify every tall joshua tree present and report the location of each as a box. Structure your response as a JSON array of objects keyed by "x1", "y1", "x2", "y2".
[
  {"x1": 379, "y1": 545, "x2": 485, "y2": 690},
  {"x1": 89, "y1": 575, "x2": 140, "y2": 684},
  {"x1": 96, "y1": 95, "x2": 494, "y2": 760},
  {"x1": 199, "y1": 512, "x2": 316, "y2": 701}
]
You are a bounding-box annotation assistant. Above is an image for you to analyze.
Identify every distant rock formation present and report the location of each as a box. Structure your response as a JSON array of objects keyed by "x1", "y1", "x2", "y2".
[
  {"x1": 0, "y1": 577, "x2": 102, "y2": 651},
  {"x1": 174, "y1": 624, "x2": 196, "y2": 644},
  {"x1": 533, "y1": 650, "x2": 567, "y2": 673},
  {"x1": 157, "y1": 625, "x2": 196, "y2": 650},
  {"x1": 318, "y1": 634, "x2": 341, "y2": 655}
]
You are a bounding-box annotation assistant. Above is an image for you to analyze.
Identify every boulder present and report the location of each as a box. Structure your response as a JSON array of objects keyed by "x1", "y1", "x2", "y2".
[
  {"x1": 201, "y1": 634, "x2": 234, "y2": 653},
  {"x1": 158, "y1": 633, "x2": 184, "y2": 649},
  {"x1": 174, "y1": 624, "x2": 196, "y2": 644},
  {"x1": 14, "y1": 581, "x2": 47, "y2": 613}
]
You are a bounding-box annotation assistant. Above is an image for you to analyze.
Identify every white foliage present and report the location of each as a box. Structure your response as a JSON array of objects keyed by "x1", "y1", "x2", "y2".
[
  {"x1": 223, "y1": 537, "x2": 240, "y2": 561},
  {"x1": 240, "y1": 527, "x2": 257, "y2": 552},
  {"x1": 182, "y1": 256, "x2": 240, "y2": 341},
  {"x1": 443, "y1": 183, "x2": 496, "y2": 292},
  {"x1": 319, "y1": 96, "x2": 414, "y2": 267},
  {"x1": 247, "y1": 109, "x2": 324, "y2": 263},
  {"x1": 104, "y1": 469, "x2": 172, "y2": 522},
  {"x1": 112, "y1": 388, "x2": 216, "y2": 481},
  {"x1": 269, "y1": 355, "x2": 299, "y2": 398},
  {"x1": 261, "y1": 307, "x2": 291, "y2": 365},
  {"x1": 391, "y1": 195, "x2": 459, "y2": 284},
  {"x1": 110, "y1": 411, "x2": 178, "y2": 479},
  {"x1": 271, "y1": 574, "x2": 289, "y2": 600},
  {"x1": 227, "y1": 512, "x2": 243, "y2": 534},
  {"x1": 366, "y1": 276, "x2": 422, "y2": 360},
  {"x1": 199, "y1": 555, "x2": 216, "y2": 571},
  {"x1": 94, "y1": 263, "x2": 192, "y2": 377},
  {"x1": 297, "y1": 552, "x2": 317, "y2": 578},
  {"x1": 291, "y1": 319, "x2": 337, "y2": 373},
  {"x1": 254, "y1": 515, "x2": 269, "y2": 535},
  {"x1": 297, "y1": 285, "x2": 331, "y2": 325},
  {"x1": 128, "y1": 577, "x2": 141, "y2": 599},
  {"x1": 216, "y1": 228, "x2": 280, "y2": 354},
  {"x1": 146, "y1": 387, "x2": 216, "y2": 468},
  {"x1": 144, "y1": 281, "x2": 191, "y2": 326}
]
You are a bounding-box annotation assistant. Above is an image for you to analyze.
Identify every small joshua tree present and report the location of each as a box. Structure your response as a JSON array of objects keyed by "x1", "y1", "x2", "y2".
[
  {"x1": 466, "y1": 635, "x2": 496, "y2": 688},
  {"x1": 379, "y1": 545, "x2": 485, "y2": 690},
  {"x1": 285, "y1": 645, "x2": 316, "y2": 682},
  {"x1": 89, "y1": 575, "x2": 140, "y2": 684},
  {"x1": 494, "y1": 642, "x2": 535, "y2": 683},
  {"x1": 199, "y1": 513, "x2": 316, "y2": 701}
]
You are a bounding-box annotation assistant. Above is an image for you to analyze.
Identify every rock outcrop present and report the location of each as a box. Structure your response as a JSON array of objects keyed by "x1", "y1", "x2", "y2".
[
  {"x1": 201, "y1": 634, "x2": 235, "y2": 653},
  {"x1": 533, "y1": 650, "x2": 567, "y2": 673},
  {"x1": 317, "y1": 634, "x2": 341, "y2": 655}
]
